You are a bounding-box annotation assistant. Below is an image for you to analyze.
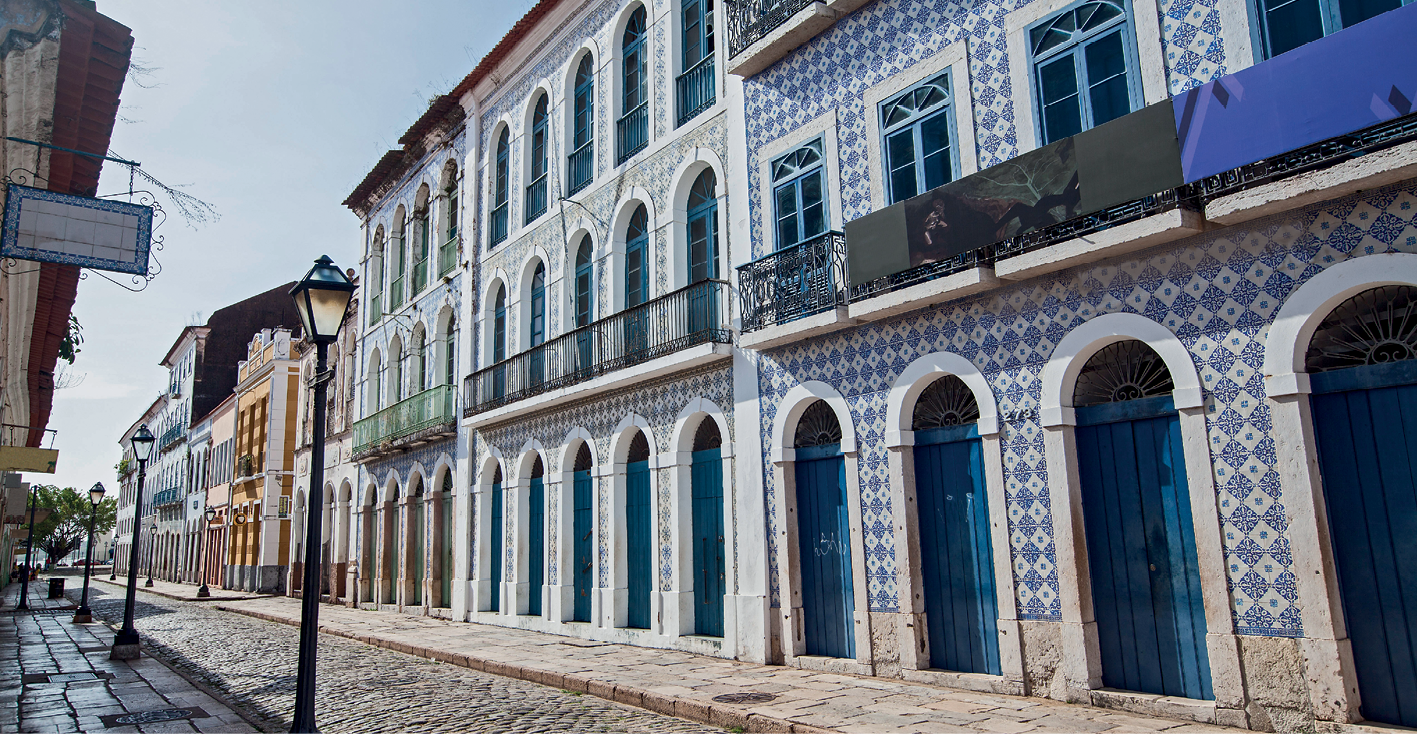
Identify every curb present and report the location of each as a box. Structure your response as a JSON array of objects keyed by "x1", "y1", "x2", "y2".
[
  {"x1": 93, "y1": 577, "x2": 274, "y2": 604},
  {"x1": 215, "y1": 603, "x2": 834, "y2": 734}
]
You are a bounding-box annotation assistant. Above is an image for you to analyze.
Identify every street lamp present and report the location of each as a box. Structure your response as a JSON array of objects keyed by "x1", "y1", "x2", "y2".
[
  {"x1": 197, "y1": 507, "x2": 216, "y2": 598},
  {"x1": 288, "y1": 255, "x2": 355, "y2": 734},
  {"x1": 111, "y1": 424, "x2": 155, "y2": 660},
  {"x1": 145, "y1": 516, "x2": 156, "y2": 587},
  {"x1": 12, "y1": 482, "x2": 40, "y2": 611},
  {"x1": 74, "y1": 483, "x2": 106, "y2": 623}
]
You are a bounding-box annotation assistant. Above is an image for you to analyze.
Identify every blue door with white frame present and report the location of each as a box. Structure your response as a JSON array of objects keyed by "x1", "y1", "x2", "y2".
[
  {"x1": 528, "y1": 466, "x2": 545, "y2": 617},
  {"x1": 1308, "y1": 285, "x2": 1417, "y2": 728},
  {"x1": 793, "y1": 400, "x2": 855, "y2": 659},
  {"x1": 490, "y1": 473, "x2": 503, "y2": 612},
  {"x1": 573, "y1": 462, "x2": 594, "y2": 623},
  {"x1": 627, "y1": 432, "x2": 653, "y2": 629}
]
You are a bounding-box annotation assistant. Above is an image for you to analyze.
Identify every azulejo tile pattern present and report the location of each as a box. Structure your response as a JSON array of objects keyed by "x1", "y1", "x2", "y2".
[
  {"x1": 739, "y1": 0, "x2": 1230, "y2": 259},
  {"x1": 476, "y1": 364, "x2": 734, "y2": 597},
  {"x1": 759, "y1": 182, "x2": 1417, "y2": 637}
]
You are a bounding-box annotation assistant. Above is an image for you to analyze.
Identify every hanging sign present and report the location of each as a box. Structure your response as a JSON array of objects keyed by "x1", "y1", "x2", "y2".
[{"x1": 0, "y1": 183, "x2": 153, "y2": 275}]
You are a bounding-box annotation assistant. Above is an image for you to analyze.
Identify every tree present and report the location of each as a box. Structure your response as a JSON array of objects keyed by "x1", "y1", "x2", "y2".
[{"x1": 29, "y1": 485, "x2": 117, "y2": 565}]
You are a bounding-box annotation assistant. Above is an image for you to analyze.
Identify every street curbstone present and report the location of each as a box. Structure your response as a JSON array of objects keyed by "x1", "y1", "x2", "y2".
[
  {"x1": 586, "y1": 678, "x2": 616, "y2": 700},
  {"x1": 611, "y1": 685, "x2": 643, "y2": 708},
  {"x1": 674, "y1": 697, "x2": 712, "y2": 723},
  {"x1": 743, "y1": 713, "x2": 794, "y2": 733},
  {"x1": 641, "y1": 691, "x2": 678, "y2": 717}
]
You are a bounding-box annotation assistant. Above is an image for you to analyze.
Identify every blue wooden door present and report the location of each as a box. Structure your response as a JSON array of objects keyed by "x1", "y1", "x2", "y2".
[
  {"x1": 692, "y1": 447, "x2": 725, "y2": 636},
  {"x1": 490, "y1": 481, "x2": 503, "y2": 612},
  {"x1": 627, "y1": 459, "x2": 652, "y2": 629},
  {"x1": 1076, "y1": 396, "x2": 1211, "y2": 700},
  {"x1": 441, "y1": 492, "x2": 452, "y2": 607},
  {"x1": 1312, "y1": 362, "x2": 1417, "y2": 728},
  {"x1": 914, "y1": 425, "x2": 1000, "y2": 675},
  {"x1": 794, "y1": 444, "x2": 855, "y2": 658},
  {"x1": 413, "y1": 498, "x2": 424, "y2": 605},
  {"x1": 573, "y1": 469, "x2": 594, "y2": 623},
  {"x1": 528, "y1": 477, "x2": 545, "y2": 617}
]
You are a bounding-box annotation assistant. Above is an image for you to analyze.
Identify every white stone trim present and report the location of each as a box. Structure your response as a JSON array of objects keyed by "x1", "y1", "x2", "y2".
[
  {"x1": 754, "y1": 108, "x2": 844, "y2": 254},
  {"x1": 884, "y1": 350, "x2": 1000, "y2": 444},
  {"x1": 769, "y1": 381, "x2": 857, "y2": 463}
]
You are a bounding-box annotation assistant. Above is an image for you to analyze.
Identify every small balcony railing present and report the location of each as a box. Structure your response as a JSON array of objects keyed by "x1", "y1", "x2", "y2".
[
  {"x1": 677, "y1": 54, "x2": 716, "y2": 128},
  {"x1": 525, "y1": 175, "x2": 548, "y2": 224},
  {"x1": 152, "y1": 488, "x2": 182, "y2": 508},
  {"x1": 567, "y1": 141, "x2": 593, "y2": 195},
  {"x1": 158, "y1": 424, "x2": 184, "y2": 450},
  {"x1": 439, "y1": 235, "x2": 458, "y2": 276},
  {"x1": 236, "y1": 454, "x2": 259, "y2": 479},
  {"x1": 389, "y1": 274, "x2": 405, "y2": 310},
  {"x1": 368, "y1": 291, "x2": 382, "y2": 326},
  {"x1": 465, "y1": 279, "x2": 731, "y2": 416},
  {"x1": 412, "y1": 255, "x2": 428, "y2": 295},
  {"x1": 737, "y1": 231, "x2": 847, "y2": 334},
  {"x1": 490, "y1": 202, "x2": 509, "y2": 245},
  {"x1": 353, "y1": 384, "x2": 457, "y2": 455},
  {"x1": 617, "y1": 103, "x2": 648, "y2": 165},
  {"x1": 727, "y1": 0, "x2": 817, "y2": 59}
]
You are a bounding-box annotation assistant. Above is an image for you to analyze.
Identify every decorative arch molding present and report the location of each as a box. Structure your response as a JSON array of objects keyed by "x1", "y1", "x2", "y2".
[
  {"x1": 361, "y1": 481, "x2": 379, "y2": 507},
  {"x1": 339, "y1": 480, "x2": 354, "y2": 505},
  {"x1": 610, "y1": 187, "x2": 658, "y2": 240},
  {"x1": 885, "y1": 351, "x2": 999, "y2": 446},
  {"x1": 670, "y1": 397, "x2": 733, "y2": 458},
  {"x1": 478, "y1": 446, "x2": 506, "y2": 486},
  {"x1": 665, "y1": 149, "x2": 728, "y2": 291},
  {"x1": 1264, "y1": 252, "x2": 1417, "y2": 396},
  {"x1": 515, "y1": 438, "x2": 549, "y2": 483},
  {"x1": 769, "y1": 381, "x2": 857, "y2": 463},
  {"x1": 610, "y1": 412, "x2": 659, "y2": 466},
  {"x1": 520, "y1": 81, "x2": 556, "y2": 140},
  {"x1": 558, "y1": 426, "x2": 599, "y2": 472},
  {"x1": 380, "y1": 471, "x2": 403, "y2": 502},
  {"x1": 1040, "y1": 312, "x2": 1203, "y2": 427},
  {"x1": 667, "y1": 148, "x2": 727, "y2": 221},
  {"x1": 608, "y1": 188, "x2": 658, "y2": 311}
]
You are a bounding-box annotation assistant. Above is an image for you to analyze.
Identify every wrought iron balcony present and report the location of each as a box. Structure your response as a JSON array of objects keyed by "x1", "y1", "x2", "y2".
[
  {"x1": 617, "y1": 103, "x2": 648, "y2": 165},
  {"x1": 353, "y1": 384, "x2": 457, "y2": 456},
  {"x1": 236, "y1": 454, "x2": 259, "y2": 480},
  {"x1": 567, "y1": 141, "x2": 593, "y2": 195},
  {"x1": 677, "y1": 54, "x2": 716, "y2": 128},
  {"x1": 465, "y1": 279, "x2": 732, "y2": 416},
  {"x1": 525, "y1": 174, "x2": 548, "y2": 224},
  {"x1": 727, "y1": 0, "x2": 817, "y2": 59},
  {"x1": 491, "y1": 202, "x2": 509, "y2": 245},
  {"x1": 158, "y1": 424, "x2": 185, "y2": 451},
  {"x1": 389, "y1": 274, "x2": 405, "y2": 309},
  {"x1": 737, "y1": 231, "x2": 847, "y2": 334},
  {"x1": 439, "y1": 235, "x2": 458, "y2": 277},
  {"x1": 152, "y1": 488, "x2": 182, "y2": 508},
  {"x1": 367, "y1": 291, "x2": 382, "y2": 326}
]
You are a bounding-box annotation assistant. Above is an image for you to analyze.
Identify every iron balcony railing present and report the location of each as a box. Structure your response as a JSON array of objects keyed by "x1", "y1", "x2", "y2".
[
  {"x1": 490, "y1": 202, "x2": 509, "y2": 245},
  {"x1": 465, "y1": 279, "x2": 732, "y2": 416},
  {"x1": 389, "y1": 274, "x2": 405, "y2": 310},
  {"x1": 726, "y1": 0, "x2": 818, "y2": 59},
  {"x1": 412, "y1": 254, "x2": 428, "y2": 295},
  {"x1": 152, "y1": 488, "x2": 182, "y2": 508},
  {"x1": 677, "y1": 54, "x2": 716, "y2": 128},
  {"x1": 158, "y1": 424, "x2": 184, "y2": 450},
  {"x1": 439, "y1": 235, "x2": 458, "y2": 276},
  {"x1": 738, "y1": 231, "x2": 847, "y2": 334},
  {"x1": 567, "y1": 141, "x2": 594, "y2": 195},
  {"x1": 353, "y1": 383, "x2": 457, "y2": 455},
  {"x1": 367, "y1": 290, "x2": 382, "y2": 326},
  {"x1": 525, "y1": 174, "x2": 548, "y2": 224},
  {"x1": 617, "y1": 103, "x2": 649, "y2": 165}
]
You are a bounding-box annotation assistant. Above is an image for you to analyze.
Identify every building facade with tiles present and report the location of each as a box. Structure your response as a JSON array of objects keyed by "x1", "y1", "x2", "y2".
[{"x1": 726, "y1": 0, "x2": 1417, "y2": 729}]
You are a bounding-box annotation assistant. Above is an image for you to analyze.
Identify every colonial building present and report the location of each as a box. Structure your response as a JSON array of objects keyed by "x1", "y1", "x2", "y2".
[
  {"x1": 227, "y1": 327, "x2": 299, "y2": 592},
  {"x1": 727, "y1": 0, "x2": 1417, "y2": 729},
  {"x1": 200, "y1": 394, "x2": 236, "y2": 589},
  {"x1": 345, "y1": 98, "x2": 466, "y2": 614},
  {"x1": 114, "y1": 397, "x2": 164, "y2": 579}
]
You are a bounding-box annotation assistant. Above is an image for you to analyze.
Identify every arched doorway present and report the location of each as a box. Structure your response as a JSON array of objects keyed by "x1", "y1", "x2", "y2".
[
  {"x1": 1074, "y1": 340, "x2": 1210, "y2": 700},
  {"x1": 527, "y1": 456, "x2": 545, "y2": 617},
  {"x1": 439, "y1": 470, "x2": 453, "y2": 609},
  {"x1": 626, "y1": 431, "x2": 652, "y2": 629},
  {"x1": 792, "y1": 401, "x2": 853, "y2": 657},
  {"x1": 691, "y1": 418, "x2": 725, "y2": 637},
  {"x1": 912, "y1": 375, "x2": 1000, "y2": 675},
  {"x1": 361, "y1": 486, "x2": 375, "y2": 604},
  {"x1": 411, "y1": 476, "x2": 425, "y2": 607},
  {"x1": 1307, "y1": 285, "x2": 1417, "y2": 727},
  {"x1": 391, "y1": 483, "x2": 403, "y2": 604},
  {"x1": 573, "y1": 443, "x2": 594, "y2": 623},
  {"x1": 490, "y1": 465, "x2": 504, "y2": 613}
]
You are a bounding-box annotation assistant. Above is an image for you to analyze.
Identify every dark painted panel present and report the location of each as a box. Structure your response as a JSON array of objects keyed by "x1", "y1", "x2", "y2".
[
  {"x1": 573, "y1": 470, "x2": 594, "y2": 623},
  {"x1": 627, "y1": 461, "x2": 652, "y2": 629}
]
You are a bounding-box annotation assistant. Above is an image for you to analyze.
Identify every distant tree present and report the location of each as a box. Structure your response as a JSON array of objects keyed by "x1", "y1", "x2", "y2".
[{"x1": 30, "y1": 485, "x2": 117, "y2": 565}]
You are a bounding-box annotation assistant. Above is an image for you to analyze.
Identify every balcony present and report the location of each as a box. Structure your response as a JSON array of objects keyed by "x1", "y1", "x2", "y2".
[
  {"x1": 158, "y1": 424, "x2": 184, "y2": 452},
  {"x1": 737, "y1": 231, "x2": 853, "y2": 347},
  {"x1": 353, "y1": 384, "x2": 457, "y2": 459},
  {"x1": 525, "y1": 174, "x2": 548, "y2": 224},
  {"x1": 465, "y1": 279, "x2": 731, "y2": 418},
  {"x1": 617, "y1": 103, "x2": 648, "y2": 165},
  {"x1": 367, "y1": 291, "x2": 382, "y2": 326},
  {"x1": 389, "y1": 274, "x2": 405, "y2": 310},
  {"x1": 676, "y1": 54, "x2": 716, "y2": 128},
  {"x1": 490, "y1": 203, "x2": 509, "y2": 245},
  {"x1": 568, "y1": 141, "x2": 593, "y2": 195},
  {"x1": 439, "y1": 235, "x2": 458, "y2": 277},
  {"x1": 152, "y1": 488, "x2": 182, "y2": 508},
  {"x1": 236, "y1": 454, "x2": 260, "y2": 481},
  {"x1": 725, "y1": 0, "x2": 857, "y2": 77},
  {"x1": 412, "y1": 254, "x2": 428, "y2": 295}
]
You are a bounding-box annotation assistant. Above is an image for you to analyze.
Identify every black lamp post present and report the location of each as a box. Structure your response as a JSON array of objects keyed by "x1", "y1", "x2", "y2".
[
  {"x1": 288, "y1": 255, "x2": 355, "y2": 734},
  {"x1": 13, "y1": 482, "x2": 39, "y2": 611},
  {"x1": 111, "y1": 424, "x2": 155, "y2": 659},
  {"x1": 73, "y1": 482, "x2": 106, "y2": 623},
  {"x1": 198, "y1": 507, "x2": 216, "y2": 598}
]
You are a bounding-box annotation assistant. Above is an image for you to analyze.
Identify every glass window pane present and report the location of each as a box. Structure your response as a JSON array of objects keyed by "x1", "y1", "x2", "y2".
[
  {"x1": 1085, "y1": 31, "x2": 1131, "y2": 126},
  {"x1": 919, "y1": 113, "x2": 953, "y2": 191},
  {"x1": 1264, "y1": 0, "x2": 1325, "y2": 56},
  {"x1": 775, "y1": 184, "x2": 799, "y2": 247},
  {"x1": 886, "y1": 129, "x2": 918, "y2": 203},
  {"x1": 1039, "y1": 56, "x2": 1082, "y2": 143},
  {"x1": 1339, "y1": 0, "x2": 1401, "y2": 26},
  {"x1": 800, "y1": 172, "x2": 825, "y2": 239},
  {"x1": 626, "y1": 245, "x2": 644, "y2": 306}
]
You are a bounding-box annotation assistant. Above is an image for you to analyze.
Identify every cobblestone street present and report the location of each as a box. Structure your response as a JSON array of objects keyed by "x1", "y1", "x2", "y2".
[{"x1": 77, "y1": 584, "x2": 720, "y2": 733}]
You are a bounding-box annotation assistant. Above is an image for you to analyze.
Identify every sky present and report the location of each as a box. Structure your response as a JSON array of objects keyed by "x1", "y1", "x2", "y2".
[{"x1": 46, "y1": 0, "x2": 528, "y2": 491}]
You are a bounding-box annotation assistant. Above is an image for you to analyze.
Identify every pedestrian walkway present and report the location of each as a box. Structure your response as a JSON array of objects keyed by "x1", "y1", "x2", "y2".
[
  {"x1": 92, "y1": 575, "x2": 271, "y2": 603},
  {"x1": 216, "y1": 595, "x2": 1237, "y2": 734},
  {"x1": 1, "y1": 579, "x2": 255, "y2": 733}
]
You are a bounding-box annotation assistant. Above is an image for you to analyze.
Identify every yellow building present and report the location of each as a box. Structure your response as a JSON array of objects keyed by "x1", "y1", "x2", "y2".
[{"x1": 226, "y1": 328, "x2": 300, "y2": 592}]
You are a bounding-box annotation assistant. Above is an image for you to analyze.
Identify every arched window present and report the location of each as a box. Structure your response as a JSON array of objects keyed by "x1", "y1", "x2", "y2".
[
  {"x1": 569, "y1": 56, "x2": 595, "y2": 195},
  {"x1": 493, "y1": 285, "x2": 507, "y2": 362},
  {"x1": 412, "y1": 329, "x2": 427, "y2": 394},
  {"x1": 389, "y1": 339, "x2": 404, "y2": 402},
  {"x1": 688, "y1": 169, "x2": 718, "y2": 282},
  {"x1": 445, "y1": 317, "x2": 456, "y2": 386},
  {"x1": 368, "y1": 228, "x2": 384, "y2": 324},
  {"x1": 677, "y1": 0, "x2": 715, "y2": 127},
  {"x1": 570, "y1": 236, "x2": 593, "y2": 328},
  {"x1": 413, "y1": 187, "x2": 431, "y2": 294},
  {"x1": 618, "y1": 6, "x2": 649, "y2": 163},
  {"x1": 529, "y1": 263, "x2": 547, "y2": 348},
  {"x1": 390, "y1": 207, "x2": 407, "y2": 308},
  {"x1": 440, "y1": 164, "x2": 459, "y2": 276},
  {"x1": 526, "y1": 95, "x2": 549, "y2": 224},
  {"x1": 626, "y1": 206, "x2": 649, "y2": 308},
  {"x1": 491, "y1": 129, "x2": 510, "y2": 245}
]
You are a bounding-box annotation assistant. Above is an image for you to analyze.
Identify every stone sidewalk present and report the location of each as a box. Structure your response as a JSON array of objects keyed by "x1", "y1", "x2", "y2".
[
  {"x1": 1, "y1": 579, "x2": 256, "y2": 733},
  {"x1": 92, "y1": 574, "x2": 271, "y2": 603},
  {"x1": 211, "y1": 593, "x2": 1238, "y2": 734}
]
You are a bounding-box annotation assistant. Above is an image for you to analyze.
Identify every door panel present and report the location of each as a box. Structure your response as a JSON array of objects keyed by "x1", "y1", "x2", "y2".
[
  {"x1": 914, "y1": 437, "x2": 1001, "y2": 675},
  {"x1": 1076, "y1": 412, "x2": 1212, "y2": 700},
  {"x1": 529, "y1": 477, "x2": 545, "y2": 617},
  {"x1": 794, "y1": 453, "x2": 856, "y2": 658},
  {"x1": 692, "y1": 448, "x2": 725, "y2": 636},
  {"x1": 490, "y1": 483, "x2": 503, "y2": 612},
  {"x1": 573, "y1": 470, "x2": 594, "y2": 623},
  {"x1": 627, "y1": 460, "x2": 652, "y2": 629}
]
